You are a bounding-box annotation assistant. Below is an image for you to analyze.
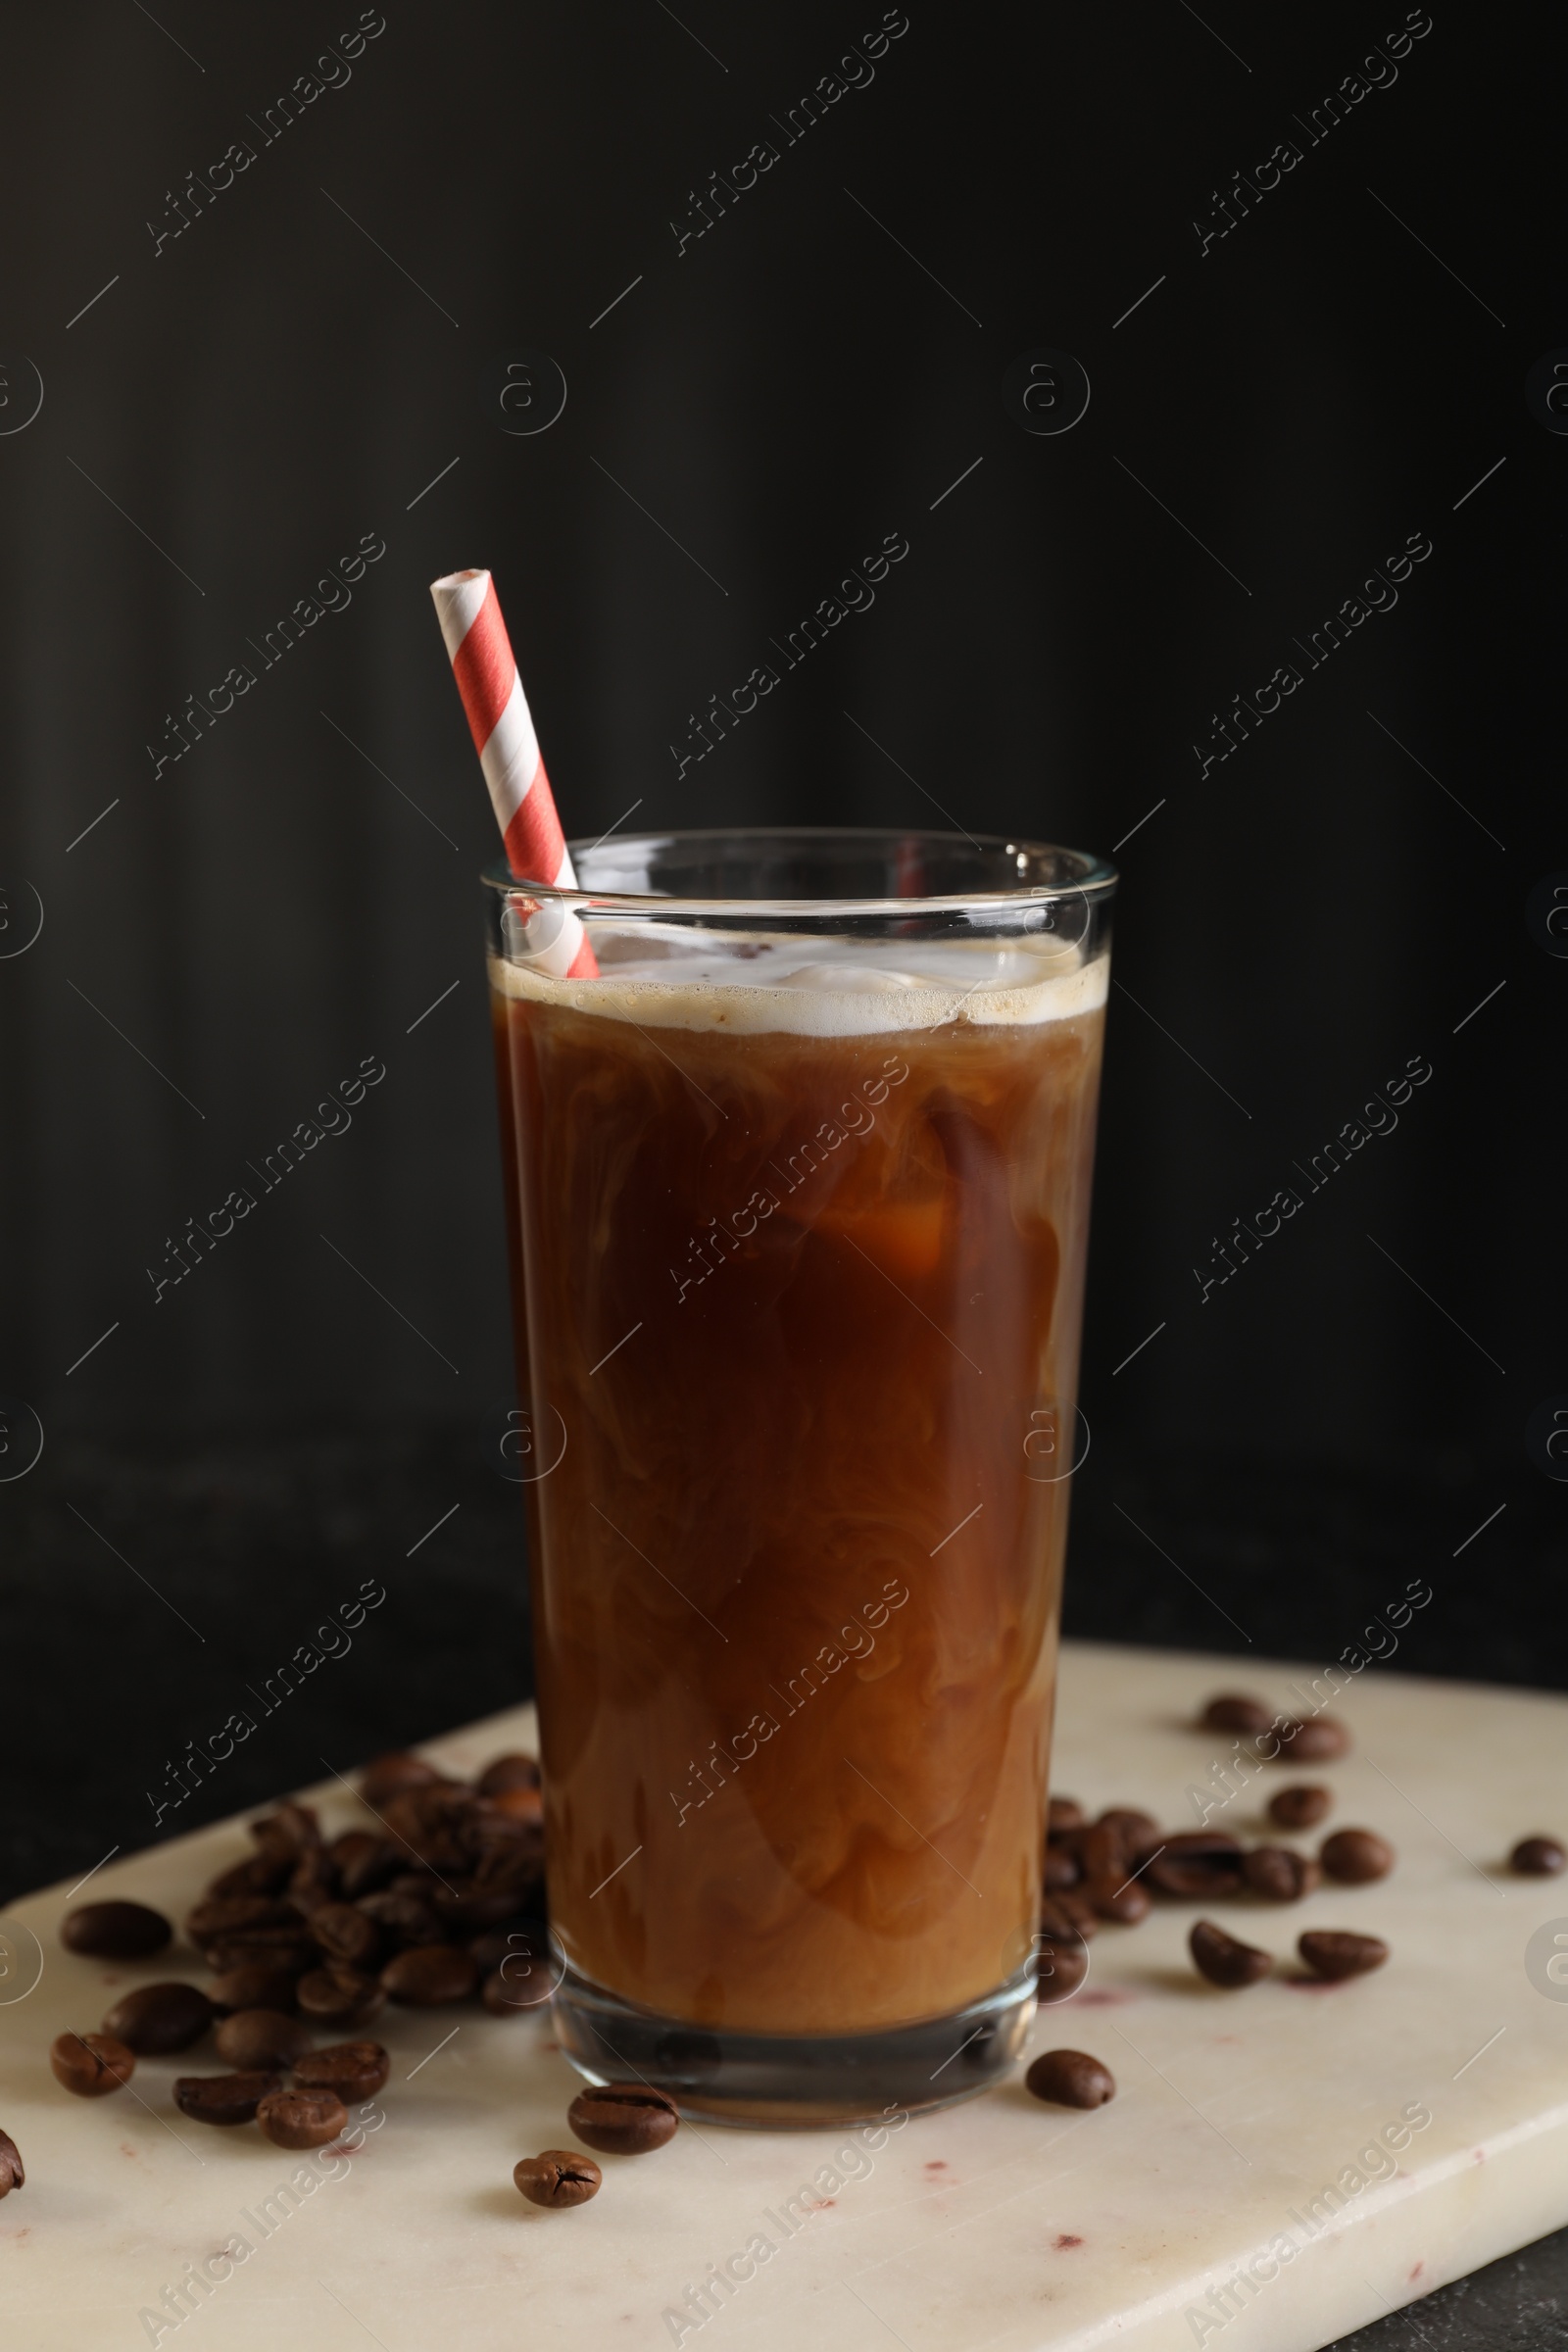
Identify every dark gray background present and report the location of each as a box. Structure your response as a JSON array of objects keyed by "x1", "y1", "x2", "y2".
[{"x1": 0, "y1": 4, "x2": 1562, "y2": 2334}]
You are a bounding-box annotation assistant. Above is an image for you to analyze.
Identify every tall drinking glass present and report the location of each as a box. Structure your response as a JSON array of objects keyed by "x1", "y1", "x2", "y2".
[{"x1": 485, "y1": 830, "x2": 1114, "y2": 2125}]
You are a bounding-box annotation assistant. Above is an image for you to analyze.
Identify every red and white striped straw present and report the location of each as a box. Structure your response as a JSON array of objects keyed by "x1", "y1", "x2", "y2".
[{"x1": 429, "y1": 567, "x2": 598, "y2": 979}]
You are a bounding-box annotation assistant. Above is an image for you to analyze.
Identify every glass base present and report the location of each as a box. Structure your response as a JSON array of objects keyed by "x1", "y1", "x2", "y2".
[{"x1": 551, "y1": 1957, "x2": 1038, "y2": 2129}]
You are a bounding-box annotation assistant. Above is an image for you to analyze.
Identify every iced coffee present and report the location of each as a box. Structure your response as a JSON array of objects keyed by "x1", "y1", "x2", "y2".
[{"x1": 486, "y1": 830, "x2": 1112, "y2": 2119}]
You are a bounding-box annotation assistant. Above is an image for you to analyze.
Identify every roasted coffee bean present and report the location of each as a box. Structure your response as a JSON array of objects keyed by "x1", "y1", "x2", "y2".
[
  {"x1": 172, "y1": 2071, "x2": 282, "y2": 2127},
  {"x1": 102, "y1": 1983, "x2": 215, "y2": 2055},
  {"x1": 1034, "y1": 1938, "x2": 1089, "y2": 2001},
  {"x1": 1275, "y1": 1714, "x2": 1349, "y2": 1762},
  {"x1": 293, "y1": 2040, "x2": 390, "y2": 2101},
  {"x1": 208, "y1": 1964, "x2": 300, "y2": 2017},
  {"x1": 360, "y1": 1751, "x2": 446, "y2": 1808},
  {"x1": 1024, "y1": 2049, "x2": 1115, "y2": 2108},
  {"x1": 482, "y1": 1786, "x2": 545, "y2": 1831},
  {"x1": 1078, "y1": 1820, "x2": 1126, "y2": 1881},
  {"x1": 286, "y1": 1850, "x2": 341, "y2": 1914},
  {"x1": 207, "y1": 1852, "x2": 294, "y2": 1900},
  {"x1": 201, "y1": 1935, "x2": 318, "y2": 1980},
  {"x1": 475, "y1": 1753, "x2": 542, "y2": 1797},
  {"x1": 214, "y1": 2009, "x2": 313, "y2": 2071},
  {"x1": 1268, "y1": 1785, "x2": 1332, "y2": 1832},
  {"x1": 1200, "y1": 1692, "x2": 1272, "y2": 1736},
  {"x1": 251, "y1": 1801, "x2": 321, "y2": 1855},
  {"x1": 1298, "y1": 1930, "x2": 1389, "y2": 1981},
  {"x1": 379, "y1": 1786, "x2": 473, "y2": 1872},
  {"x1": 467, "y1": 1920, "x2": 546, "y2": 1973},
  {"x1": 357, "y1": 1889, "x2": 444, "y2": 1948},
  {"x1": 1190, "y1": 1919, "x2": 1272, "y2": 1987},
  {"x1": 185, "y1": 1895, "x2": 296, "y2": 1946},
  {"x1": 330, "y1": 1832, "x2": 400, "y2": 1899},
  {"x1": 514, "y1": 2149, "x2": 601, "y2": 2208},
  {"x1": 1043, "y1": 1848, "x2": 1081, "y2": 1892},
  {"x1": 380, "y1": 1944, "x2": 480, "y2": 2006},
  {"x1": 1047, "y1": 1795, "x2": 1084, "y2": 1836},
  {"x1": 312, "y1": 1903, "x2": 384, "y2": 1970},
  {"x1": 1142, "y1": 1833, "x2": 1245, "y2": 1900},
  {"x1": 1084, "y1": 1873, "x2": 1151, "y2": 1925},
  {"x1": 1040, "y1": 1894, "x2": 1099, "y2": 1942},
  {"x1": 60, "y1": 1901, "x2": 172, "y2": 1960},
  {"x1": 1243, "y1": 1847, "x2": 1320, "y2": 1903},
  {"x1": 1320, "y1": 1829, "x2": 1394, "y2": 1885},
  {"x1": 50, "y1": 2031, "x2": 136, "y2": 2097},
  {"x1": 483, "y1": 1967, "x2": 547, "y2": 2016},
  {"x1": 1510, "y1": 1836, "x2": 1566, "y2": 1877},
  {"x1": 295, "y1": 1966, "x2": 387, "y2": 2027},
  {"x1": 1098, "y1": 1807, "x2": 1160, "y2": 1849},
  {"x1": 0, "y1": 2129, "x2": 23, "y2": 2196},
  {"x1": 387, "y1": 1870, "x2": 444, "y2": 1898},
  {"x1": 567, "y1": 2082, "x2": 680, "y2": 2155},
  {"x1": 256, "y1": 2086, "x2": 348, "y2": 2151},
  {"x1": 432, "y1": 1880, "x2": 540, "y2": 1938}
]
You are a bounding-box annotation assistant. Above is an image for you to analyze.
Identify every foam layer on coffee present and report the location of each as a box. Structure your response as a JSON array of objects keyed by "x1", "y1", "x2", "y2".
[{"x1": 488, "y1": 930, "x2": 1108, "y2": 1037}]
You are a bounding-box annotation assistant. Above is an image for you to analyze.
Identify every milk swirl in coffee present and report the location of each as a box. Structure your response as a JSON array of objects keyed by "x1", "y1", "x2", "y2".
[{"x1": 490, "y1": 922, "x2": 1107, "y2": 2035}]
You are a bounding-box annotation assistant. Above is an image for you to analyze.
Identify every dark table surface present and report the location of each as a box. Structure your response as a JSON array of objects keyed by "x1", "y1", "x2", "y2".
[{"x1": 3, "y1": 1423, "x2": 1563, "y2": 2348}]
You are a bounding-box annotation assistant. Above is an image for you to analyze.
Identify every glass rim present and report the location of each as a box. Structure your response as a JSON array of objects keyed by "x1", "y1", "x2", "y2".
[{"x1": 480, "y1": 825, "x2": 1116, "y2": 917}]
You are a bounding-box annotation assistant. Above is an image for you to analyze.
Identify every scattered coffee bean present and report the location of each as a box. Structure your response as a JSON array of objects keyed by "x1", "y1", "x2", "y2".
[
  {"x1": 567, "y1": 2082, "x2": 680, "y2": 2155},
  {"x1": 1084, "y1": 1873, "x2": 1151, "y2": 1925},
  {"x1": 1040, "y1": 1893, "x2": 1099, "y2": 1942},
  {"x1": 256, "y1": 2086, "x2": 348, "y2": 2151},
  {"x1": 1200, "y1": 1693, "x2": 1272, "y2": 1736},
  {"x1": 60, "y1": 1901, "x2": 172, "y2": 1960},
  {"x1": 172, "y1": 2071, "x2": 282, "y2": 2127},
  {"x1": 287, "y1": 1850, "x2": 340, "y2": 1914},
  {"x1": 466, "y1": 1920, "x2": 544, "y2": 1973},
  {"x1": 215, "y1": 2009, "x2": 313, "y2": 2072},
  {"x1": 1048, "y1": 1795, "x2": 1084, "y2": 1835},
  {"x1": 1275, "y1": 1715, "x2": 1350, "y2": 1762},
  {"x1": 1043, "y1": 1848, "x2": 1081, "y2": 1891},
  {"x1": 207, "y1": 1853, "x2": 294, "y2": 1900},
  {"x1": 476, "y1": 1753, "x2": 542, "y2": 1797},
  {"x1": 514, "y1": 2149, "x2": 601, "y2": 2208},
  {"x1": 311, "y1": 1903, "x2": 384, "y2": 1971},
  {"x1": 482, "y1": 1967, "x2": 544, "y2": 2016},
  {"x1": 1243, "y1": 1847, "x2": 1320, "y2": 1903},
  {"x1": 1320, "y1": 1829, "x2": 1394, "y2": 1885},
  {"x1": 0, "y1": 2129, "x2": 23, "y2": 2196},
  {"x1": 1190, "y1": 1918, "x2": 1272, "y2": 1987},
  {"x1": 1268, "y1": 1785, "x2": 1332, "y2": 1832},
  {"x1": 1097, "y1": 1807, "x2": 1160, "y2": 1849},
  {"x1": 330, "y1": 1832, "x2": 400, "y2": 1899},
  {"x1": 1034, "y1": 1938, "x2": 1089, "y2": 2001},
  {"x1": 1142, "y1": 1833, "x2": 1245, "y2": 1900},
  {"x1": 102, "y1": 1983, "x2": 215, "y2": 2056},
  {"x1": 485, "y1": 1786, "x2": 545, "y2": 1829},
  {"x1": 208, "y1": 1964, "x2": 300, "y2": 2017},
  {"x1": 1298, "y1": 1930, "x2": 1389, "y2": 1981},
  {"x1": 380, "y1": 1943, "x2": 480, "y2": 2006},
  {"x1": 201, "y1": 1934, "x2": 318, "y2": 1980},
  {"x1": 296, "y1": 1967, "x2": 387, "y2": 2027},
  {"x1": 293, "y1": 2040, "x2": 390, "y2": 2102},
  {"x1": 1510, "y1": 1836, "x2": 1567, "y2": 1877},
  {"x1": 359, "y1": 1752, "x2": 445, "y2": 1808},
  {"x1": 1024, "y1": 2049, "x2": 1115, "y2": 2108},
  {"x1": 50, "y1": 2031, "x2": 136, "y2": 2097},
  {"x1": 357, "y1": 1888, "x2": 444, "y2": 1948},
  {"x1": 185, "y1": 1895, "x2": 296, "y2": 1947},
  {"x1": 1077, "y1": 1821, "x2": 1125, "y2": 1880},
  {"x1": 251, "y1": 1802, "x2": 320, "y2": 1856}
]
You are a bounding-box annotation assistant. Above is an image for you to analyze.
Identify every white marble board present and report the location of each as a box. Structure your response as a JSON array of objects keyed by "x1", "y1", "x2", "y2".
[{"x1": 3, "y1": 1640, "x2": 1567, "y2": 2352}]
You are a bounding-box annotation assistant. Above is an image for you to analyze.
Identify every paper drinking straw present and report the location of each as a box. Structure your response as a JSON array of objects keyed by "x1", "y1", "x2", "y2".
[{"x1": 429, "y1": 567, "x2": 598, "y2": 979}]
